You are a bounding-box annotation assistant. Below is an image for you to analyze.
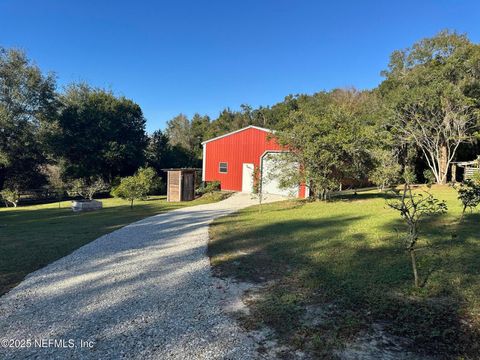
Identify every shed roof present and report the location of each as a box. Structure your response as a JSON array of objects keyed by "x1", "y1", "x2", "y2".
[
  {"x1": 201, "y1": 125, "x2": 274, "y2": 145},
  {"x1": 162, "y1": 168, "x2": 201, "y2": 172},
  {"x1": 451, "y1": 158, "x2": 480, "y2": 167}
]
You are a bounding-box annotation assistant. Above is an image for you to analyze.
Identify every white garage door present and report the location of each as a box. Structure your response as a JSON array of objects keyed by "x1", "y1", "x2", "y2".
[{"x1": 261, "y1": 152, "x2": 299, "y2": 197}]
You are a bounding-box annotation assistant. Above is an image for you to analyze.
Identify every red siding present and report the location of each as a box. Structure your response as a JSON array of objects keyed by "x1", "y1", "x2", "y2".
[
  {"x1": 204, "y1": 127, "x2": 306, "y2": 198},
  {"x1": 204, "y1": 127, "x2": 281, "y2": 191}
]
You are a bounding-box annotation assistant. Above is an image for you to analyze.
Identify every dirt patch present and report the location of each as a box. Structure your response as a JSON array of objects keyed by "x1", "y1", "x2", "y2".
[
  {"x1": 214, "y1": 276, "x2": 306, "y2": 359},
  {"x1": 214, "y1": 277, "x2": 259, "y2": 315},
  {"x1": 335, "y1": 322, "x2": 436, "y2": 360},
  {"x1": 214, "y1": 279, "x2": 440, "y2": 360}
]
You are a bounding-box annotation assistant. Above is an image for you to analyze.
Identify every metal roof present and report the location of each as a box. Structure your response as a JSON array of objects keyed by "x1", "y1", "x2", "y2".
[
  {"x1": 161, "y1": 168, "x2": 201, "y2": 172},
  {"x1": 451, "y1": 160, "x2": 479, "y2": 167},
  {"x1": 201, "y1": 125, "x2": 274, "y2": 145}
]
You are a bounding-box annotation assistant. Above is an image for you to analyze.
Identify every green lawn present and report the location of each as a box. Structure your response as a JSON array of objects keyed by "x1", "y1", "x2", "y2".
[
  {"x1": 0, "y1": 192, "x2": 227, "y2": 296},
  {"x1": 208, "y1": 186, "x2": 480, "y2": 358}
]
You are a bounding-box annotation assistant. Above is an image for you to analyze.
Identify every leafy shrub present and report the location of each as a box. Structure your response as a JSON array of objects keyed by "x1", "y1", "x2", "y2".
[
  {"x1": 198, "y1": 191, "x2": 231, "y2": 202},
  {"x1": 369, "y1": 150, "x2": 401, "y2": 190},
  {"x1": 136, "y1": 167, "x2": 157, "y2": 193},
  {"x1": 423, "y1": 169, "x2": 436, "y2": 184},
  {"x1": 150, "y1": 177, "x2": 166, "y2": 195},
  {"x1": 112, "y1": 177, "x2": 146, "y2": 208},
  {"x1": 112, "y1": 167, "x2": 160, "y2": 208},
  {"x1": 456, "y1": 179, "x2": 480, "y2": 219},
  {"x1": 1, "y1": 188, "x2": 20, "y2": 207},
  {"x1": 67, "y1": 177, "x2": 109, "y2": 200},
  {"x1": 471, "y1": 171, "x2": 480, "y2": 185},
  {"x1": 403, "y1": 166, "x2": 417, "y2": 184},
  {"x1": 197, "y1": 181, "x2": 221, "y2": 195},
  {"x1": 387, "y1": 184, "x2": 447, "y2": 287}
]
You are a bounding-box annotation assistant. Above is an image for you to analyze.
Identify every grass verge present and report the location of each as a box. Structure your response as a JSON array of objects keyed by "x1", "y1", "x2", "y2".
[{"x1": 208, "y1": 186, "x2": 480, "y2": 358}]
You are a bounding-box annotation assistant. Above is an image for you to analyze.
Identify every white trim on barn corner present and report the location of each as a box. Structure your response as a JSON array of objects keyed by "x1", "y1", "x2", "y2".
[
  {"x1": 259, "y1": 149, "x2": 288, "y2": 159},
  {"x1": 259, "y1": 149, "x2": 290, "y2": 174},
  {"x1": 201, "y1": 125, "x2": 274, "y2": 145},
  {"x1": 260, "y1": 150, "x2": 300, "y2": 198},
  {"x1": 259, "y1": 149, "x2": 288, "y2": 177},
  {"x1": 202, "y1": 143, "x2": 206, "y2": 181}
]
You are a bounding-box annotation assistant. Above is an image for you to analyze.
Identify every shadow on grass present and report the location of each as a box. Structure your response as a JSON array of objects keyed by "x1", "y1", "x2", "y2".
[
  {"x1": 332, "y1": 190, "x2": 398, "y2": 202},
  {"x1": 0, "y1": 199, "x2": 203, "y2": 296},
  {"x1": 0, "y1": 206, "x2": 249, "y2": 359},
  {"x1": 208, "y1": 209, "x2": 480, "y2": 358}
]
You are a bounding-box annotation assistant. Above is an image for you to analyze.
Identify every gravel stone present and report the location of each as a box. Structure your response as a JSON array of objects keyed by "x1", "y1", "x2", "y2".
[{"x1": 0, "y1": 193, "x2": 285, "y2": 359}]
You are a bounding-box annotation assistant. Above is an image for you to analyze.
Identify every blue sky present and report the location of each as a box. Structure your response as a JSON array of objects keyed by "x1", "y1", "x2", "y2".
[{"x1": 1, "y1": 0, "x2": 479, "y2": 132}]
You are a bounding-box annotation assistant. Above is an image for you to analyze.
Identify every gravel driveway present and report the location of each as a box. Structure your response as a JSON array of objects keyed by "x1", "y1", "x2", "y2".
[{"x1": 0, "y1": 193, "x2": 285, "y2": 359}]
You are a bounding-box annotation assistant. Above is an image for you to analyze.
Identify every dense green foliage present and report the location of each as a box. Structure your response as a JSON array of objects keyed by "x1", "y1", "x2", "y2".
[
  {"x1": 379, "y1": 30, "x2": 480, "y2": 184},
  {"x1": 162, "y1": 31, "x2": 480, "y2": 194},
  {"x1": 0, "y1": 47, "x2": 57, "y2": 192},
  {"x1": 456, "y1": 178, "x2": 480, "y2": 217},
  {"x1": 112, "y1": 167, "x2": 158, "y2": 208},
  {"x1": 67, "y1": 177, "x2": 109, "y2": 200},
  {"x1": 2, "y1": 30, "x2": 480, "y2": 202},
  {"x1": 54, "y1": 84, "x2": 148, "y2": 180},
  {"x1": 0, "y1": 188, "x2": 20, "y2": 207},
  {"x1": 196, "y1": 180, "x2": 221, "y2": 195},
  {"x1": 274, "y1": 90, "x2": 379, "y2": 198}
]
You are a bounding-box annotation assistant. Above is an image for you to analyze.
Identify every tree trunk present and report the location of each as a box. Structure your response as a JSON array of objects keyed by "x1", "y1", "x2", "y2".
[
  {"x1": 460, "y1": 205, "x2": 467, "y2": 222},
  {"x1": 451, "y1": 164, "x2": 457, "y2": 183},
  {"x1": 130, "y1": 199, "x2": 134, "y2": 209},
  {"x1": 438, "y1": 144, "x2": 448, "y2": 184},
  {"x1": 410, "y1": 250, "x2": 420, "y2": 288}
]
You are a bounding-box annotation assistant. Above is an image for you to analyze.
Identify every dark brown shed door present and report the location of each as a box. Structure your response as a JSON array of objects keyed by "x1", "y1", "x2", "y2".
[{"x1": 181, "y1": 172, "x2": 195, "y2": 201}]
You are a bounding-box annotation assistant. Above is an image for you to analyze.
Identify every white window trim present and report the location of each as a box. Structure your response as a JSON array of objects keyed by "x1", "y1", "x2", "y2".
[{"x1": 219, "y1": 162, "x2": 228, "y2": 174}]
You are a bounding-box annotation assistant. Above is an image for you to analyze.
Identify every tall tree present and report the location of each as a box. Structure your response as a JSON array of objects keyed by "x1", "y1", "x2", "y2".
[
  {"x1": 165, "y1": 113, "x2": 192, "y2": 150},
  {"x1": 0, "y1": 47, "x2": 58, "y2": 191},
  {"x1": 146, "y1": 128, "x2": 200, "y2": 170},
  {"x1": 207, "y1": 108, "x2": 236, "y2": 137},
  {"x1": 190, "y1": 113, "x2": 210, "y2": 157},
  {"x1": 380, "y1": 30, "x2": 480, "y2": 184},
  {"x1": 275, "y1": 89, "x2": 377, "y2": 199},
  {"x1": 55, "y1": 84, "x2": 147, "y2": 181},
  {"x1": 145, "y1": 130, "x2": 170, "y2": 173}
]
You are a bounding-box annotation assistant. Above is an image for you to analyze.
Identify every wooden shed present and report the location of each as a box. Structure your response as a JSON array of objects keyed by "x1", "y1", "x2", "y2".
[
  {"x1": 163, "y1": 168, "x2": 199, "y2": 202},
  {"x1": 451, "y1": 156, "x2": 480, "y2": 182}
]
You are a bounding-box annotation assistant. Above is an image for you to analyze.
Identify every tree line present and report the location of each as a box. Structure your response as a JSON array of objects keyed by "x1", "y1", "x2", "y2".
[
  {"x1": 163, "y1": 30, "x2": 480, "y2": 199},
  {"x1": 0, "y1": 49, "x2": 197, "y2": 200},
  {"x1": 1, "y1": 30, "x2": 480, "y2": 203}
]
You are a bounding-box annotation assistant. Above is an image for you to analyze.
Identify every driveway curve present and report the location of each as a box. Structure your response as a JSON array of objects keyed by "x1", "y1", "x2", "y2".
[{"x1": 0, "y1": 193, "x2": 285, "y2": 359}]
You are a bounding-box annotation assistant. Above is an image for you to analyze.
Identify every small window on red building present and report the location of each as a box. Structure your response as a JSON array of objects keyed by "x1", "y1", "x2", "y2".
[{"x1": 219, "y1": 162, "x2": 228, "y2": 173}]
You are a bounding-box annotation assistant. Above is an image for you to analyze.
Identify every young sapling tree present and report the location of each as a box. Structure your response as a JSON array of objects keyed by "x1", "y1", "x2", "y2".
[
  {"x1": 68, "y1": 177, "x2": 109, "y2": 200},
  {"x1": 112, "y1": 167, "x2": 158, "y2": 208},
  {"x1": 0, "y1": 188, "x2": 20, "y2": 207},
  {"x1": 251, "y1": 166, "x2": 265, "y2": 212},
  {"x1": 456, "y1": 176, "x2": 480, "y2": 221},
  {"x1": 387, "y1": 183, "x2": 447, "y2": 287}
]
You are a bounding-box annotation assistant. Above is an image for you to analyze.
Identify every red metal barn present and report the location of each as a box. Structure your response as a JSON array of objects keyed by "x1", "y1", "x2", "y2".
[{"x1": 202, "y1": 126, "x2": 307, "y2": 198}]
